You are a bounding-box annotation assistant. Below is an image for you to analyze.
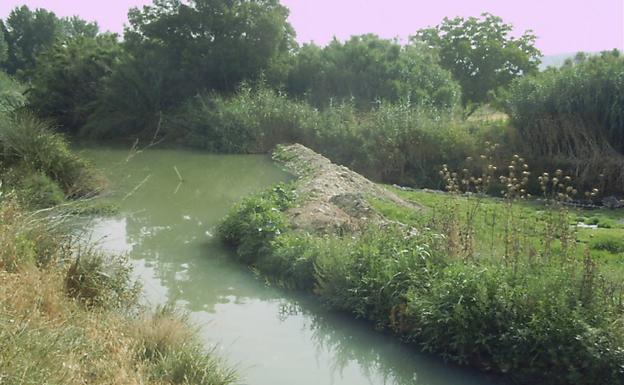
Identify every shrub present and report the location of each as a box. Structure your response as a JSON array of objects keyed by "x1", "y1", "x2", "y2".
[
  {"x1": 405, "y1": 261, "x2": 624, "y2": 384},
  {"x1": 174, "y1": 84, "x2": 319, "y2": 153},
  {"x1": 218, "y1": 183, "x2": 295, "y2": 263},
  {"x1": 18, "y1": 172, "x2": 65, "y2": 208},
  {"x1": 0, "y1": 111, "x2": 103, "y2": 197},
  {"x1": 589, "y1": 232, "x2": 624, "y2": 254},
  {"x1": 176, "y1": 84, "x2": 489, "y2": 188},
  {"x1": 65, "y1": 250, "x2": 141, "y2": 309}
]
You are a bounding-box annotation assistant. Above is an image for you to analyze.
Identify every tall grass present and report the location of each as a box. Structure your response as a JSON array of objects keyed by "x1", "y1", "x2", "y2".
[
  {"x1": 218, "y1": 155, "x2": 624, "y2": 384},
  {"x1": 0, "y1": 111, "x2": 104, "y2": 200},
  {"x1": 173, "y1": 84, "x2": 504, "y2": 188},
  {"x1": 0, "y1": 195, "x2": 237, "y2": 385},
  {"x1": 502, "y1": 50, "x2": 624, "y2": 193}
]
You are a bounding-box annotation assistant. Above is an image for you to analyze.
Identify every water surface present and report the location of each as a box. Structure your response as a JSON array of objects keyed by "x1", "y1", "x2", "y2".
[{"x1": 82, "y1": 147, "x2": 500, "y2": 385}]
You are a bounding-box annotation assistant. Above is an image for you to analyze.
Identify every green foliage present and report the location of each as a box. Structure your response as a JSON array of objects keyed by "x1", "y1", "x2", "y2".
[
  {"x1": 218, "y1": 183, "x2": 295, "y2": 263},
  {"x1": 502, "y1": 50, "x2": 624, "y2": 192},
  {"x1": 0, "y1": 198, "x2": 64, "y2": 271},
  {"x1": 415, "y1": 13, "x2": 541, "y2": 109},
  {"x1": 219, "y1": 178, "x2": 624, "y2": 384},
  {"x1": 83, "y1": 0, "x2": 295, "y2": 139},
  {"x1": 174, "y1": 84, "x2": 318, "y2": 152},
  {"x1": 0, "y1": 70, "x2": 26, "y2": 113},
  {"x1": 65, "y1": 251, "x2": 141, "y2": 309},
  {"x1": 1, "y1": 6, "x2": 99, "y2": 77},
  {"x1": 405, "y1": 261, "x2": 624, "y2": 384},
  {"x1": 177, "y1": 84, "x2": 490, "y2": 187},
  {"x1": 134, "y1": 307, "x2": 237, "y2": 385},
  {"x1": 29, "y1": 34, "x2": 123, "y2": 134},
  {"x1": 17, "y1": 172, "x2": 65, "y2": 209},
  {"x1": 124, "y1": 0, "x2": 295, "y2": 94},
  {"x1": 0, "y1": 112, "x2": 102, "y2": 197},
  {"x1": 287, "y1": 35, "x2": 461, "y2": 110},
  {"x1": 1, "y1": 6, "x2": 61, "y2": 76},
  {"x1": 589, "y1": 232, "x2": 624, "y2": 254},
  {"x1": 0, "y1": 23, "x2": 7, "y2": 65}
]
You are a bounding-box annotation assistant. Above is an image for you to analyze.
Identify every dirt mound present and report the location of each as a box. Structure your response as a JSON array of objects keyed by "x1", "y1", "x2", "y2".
[{"x1": 274, "y1": 144, "x2": 423, "y2": 234}]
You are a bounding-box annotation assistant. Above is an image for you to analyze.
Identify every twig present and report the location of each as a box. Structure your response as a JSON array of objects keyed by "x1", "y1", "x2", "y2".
[{"x1": 122, "y1": 174, "x2": 151, "y2": 202}]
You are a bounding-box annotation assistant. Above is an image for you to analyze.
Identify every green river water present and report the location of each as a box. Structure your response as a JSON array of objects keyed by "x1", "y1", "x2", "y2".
[{"x1": 81, "y1": 147, "x2": 500, "y2": 385}]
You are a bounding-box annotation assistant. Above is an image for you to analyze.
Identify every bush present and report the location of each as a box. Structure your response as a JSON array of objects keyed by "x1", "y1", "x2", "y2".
[
  {"x1": 0, "y1": 111, "x2": 103, "y2": 197},
  {"x1": 18, "y1": 172, "x2": 65, "y2": 208},
  {"x1": 0, "y1": 71, "x2": 26, "y2": 112},
  {"x1": 65, "y1": 250, "x2": 141, "y2": 309},
  {"x1": 218, "y1": 183, "x2": 295, "y2": 263},
  {"x1": 589, "y1": 232, "x2": 624, "y2": 254}
]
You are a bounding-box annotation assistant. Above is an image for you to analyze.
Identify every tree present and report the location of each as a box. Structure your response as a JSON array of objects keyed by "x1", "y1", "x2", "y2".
[
  {"x1": 1, "y1": 6, "x2": 100, "y2": 77},
  {"x1": 59, "y1": 16, "x2": 99, "y2": 39},
  {"x1": 2, "y1": 6, "x2": 61, "y2": 76},
  {"x1": 124, "y1": 0, "x2": 296, "y2": 97},
  {"x1": 83, "y1": 0, "x2": 296, "y2": 138},
  {"x1": 287, "y1": 35, "x2": 460, "y2": 110},
  {"x1": 414, "y1": 13, "x2": 541, "y2": 110},
  {"x1": 0, "y1": 21, "x2": 7, "y2": 66},
  {"x1": 29, "y1": 34, "x2": 123, "y2": 133}
]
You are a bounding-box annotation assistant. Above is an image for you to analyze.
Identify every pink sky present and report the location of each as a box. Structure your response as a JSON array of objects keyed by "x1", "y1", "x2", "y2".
[{"x1": 0, "y1": 0, "x2": 622, "y2": 55}]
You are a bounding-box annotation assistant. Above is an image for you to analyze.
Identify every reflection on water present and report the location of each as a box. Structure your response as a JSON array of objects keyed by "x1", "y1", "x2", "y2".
[{"x1": 82, "y1": 147, "x2": 501, "y2": 385}]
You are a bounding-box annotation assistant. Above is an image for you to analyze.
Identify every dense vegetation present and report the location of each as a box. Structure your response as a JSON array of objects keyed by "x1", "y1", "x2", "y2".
[
  {"x1": 503, "y1": 50, "x2": 624, "y2": 193},
  {"x1": 1, "y1": 0, "x2": 623, "y2": 383},
  {"x1": 3, "y1": 1, "x2": 621, "y2": 194},
  {"x1": 0, "y1": 62, "x2": 236, "y2": 385},
  {"x1": 174, "y1": 84, "x2": 492, "y2": 186},
  {"x1": 219, "y1": 148, "x2": 624, "y2": 385}
]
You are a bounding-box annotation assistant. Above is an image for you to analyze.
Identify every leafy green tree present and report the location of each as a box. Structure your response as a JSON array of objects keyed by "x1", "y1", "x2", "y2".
[
  {"x1": 29, "y1": 34, "x2": 123, "y2": 133},
  {"x1": 414, "y1": 13, "x2": 541, "y2": 111},
  {"x1": 59, "y1": 16, "x2": 99, "y2": 39},
  {"x1": 287, "y1": 35, "x2": 460, "y2": 110},
  {"x1": 0, "y1": 22, "x2": 7, "y2": 66},
  {"x1": 124, "y1": 0, "x2": 295, "y2": 96},
  {"x1": 1, "y1": 6, "x2": 61, "y2": 76},
  {"x1": 1, "y1": 6, "x2": 99, "y2": 77},
  {"x1": 84, "y1": 0, "x2": 296, "y2": 138}
]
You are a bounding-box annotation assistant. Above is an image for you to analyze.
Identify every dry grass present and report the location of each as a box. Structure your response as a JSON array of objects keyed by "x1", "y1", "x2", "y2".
[{"x1": 0, "y1": 199, "x2": 237, "y2": 385}]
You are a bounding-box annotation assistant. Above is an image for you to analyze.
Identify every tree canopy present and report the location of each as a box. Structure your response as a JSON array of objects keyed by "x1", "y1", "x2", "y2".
[
  {"x1": 287, "y1": 35, "x2": 460, "y2": 110},
  {"x1": 0, "y1": 6, "x2": 99, "y2": 77},
  {"x1": 29, "y1": 34, "x2": 123, "y2": 133},
  {"x1": 0, "y1": 23, "x2": 7, "y2": 66},
  {"x1": 81, "y1": 0, "x2": 296, "y2": 138},
  {"x1": 414, "y1": 13, "x2": 541, "y2": 110},
  {"x1": 124, "y1": 0, "x2": 296, "y2": 95}
]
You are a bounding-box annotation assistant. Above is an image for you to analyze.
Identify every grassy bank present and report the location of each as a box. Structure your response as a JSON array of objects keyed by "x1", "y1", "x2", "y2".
[
  {"x1": 0, "y1": 89, "x2": 237, "y2": 384},
  {"x1": 218, "y1": 145, "x2": 624, "y2": 385},
  {"x1": 0, "y1": 198, "x2": 237, "y2": 385}
]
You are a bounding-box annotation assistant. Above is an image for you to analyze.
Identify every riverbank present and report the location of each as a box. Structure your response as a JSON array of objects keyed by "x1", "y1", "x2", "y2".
[
  {"x1": 219, "y1": 144, "x2": 624, "y2": 385},
  {"x1": 0, "y1": 112, "x2": 237, "y2": 385}
]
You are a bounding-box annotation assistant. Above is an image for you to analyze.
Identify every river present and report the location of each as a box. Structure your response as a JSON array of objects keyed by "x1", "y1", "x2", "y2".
[{"x1": 81, "y1": 146, "x2": 500, "y2": 385}]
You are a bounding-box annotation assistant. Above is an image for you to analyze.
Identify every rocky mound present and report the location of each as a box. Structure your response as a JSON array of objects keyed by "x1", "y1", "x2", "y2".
[{"x1": 273, "y1": 144, "x2": 423, "y2": 234}]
